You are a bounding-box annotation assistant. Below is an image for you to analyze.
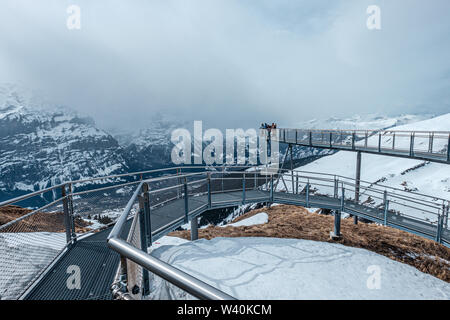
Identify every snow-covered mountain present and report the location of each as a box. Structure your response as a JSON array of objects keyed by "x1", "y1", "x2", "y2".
[
  {"x1": 0, "y1": 84, "x2": 129, "y2": 200},
  {"x1": 110, "y1": 114, "x2": 189, "y2": 171}
]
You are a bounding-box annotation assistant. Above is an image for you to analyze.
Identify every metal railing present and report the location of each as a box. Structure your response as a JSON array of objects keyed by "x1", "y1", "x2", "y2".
[
  {"x1": 275, "y1": 128, "x2": 450, "y2": 164},
  {"x1": 106, "y1": 166, "x2": 449, "y2": 300},
  {"x1": 1, "y1": 165, "x2": 449, "y2": 300}
]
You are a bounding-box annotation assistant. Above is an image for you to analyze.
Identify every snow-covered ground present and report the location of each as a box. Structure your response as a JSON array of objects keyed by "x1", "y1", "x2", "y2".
[
  {"x1": 148, "y1": 237, "x2": 450, "y2": 300},
  {"x1": 219, "y1": 212, "x2": 268, "y2": 228}
]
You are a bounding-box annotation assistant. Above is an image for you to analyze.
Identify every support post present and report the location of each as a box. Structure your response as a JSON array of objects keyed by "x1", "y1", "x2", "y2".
[
  {"x1": 340, "y1": 184, "x2": 345, "y2": 212},
  {"x1": 392, "y1": 132, "x2": 396, "y2": 150},
  {"x1": 354, "y1": 151, "x2": 361, "y2": 224},
  {"x1": 68, "y1": 183, "x2": 76, "y2": 242},
  {"x1": 383, "y1": 191, "x2": 389, "y2": 226},
  {"x1": 378, "y1": 133, "x2": 382, "y2": 153},
  {"x1": 309, "y1": 131, "x2": 312, "y2": 146},
  {"x1": 295, "y1": 130, "x2": 298, "y2": 143},
  {"x1": 444, "y1": 204, "x2": 449, "y2": 229},
  {"x1": 436, "y1": 214, "x2": 443, "y2": 244},
  {"x1": 364, "y1": 131, "x2": 368, "y2": 148},
  {"x1": 334, "y1": 176, "x2": 338, "y2": 198},
  {"x1": 295, "y1": 172, "x2": 299, "y2": 195},
  {"x1": 138, "y1": 193, "x2": 150, "y2": 296},
  {"x1": 242, "y1": 173, "x2": 246, "y2": 204},
  {"x1": 410, "y1": 133, "x2": 415, "y2": 157},
  {"x1": 184, "y1": 177, "x2": 189, "y2": 223},
  {"x1": 306, "y1": 180, "x2": 310, "y2": 207},
  {"x1": 330, "y1": 210, "x2": 342, "y2": 240},
  {"x1": 190, "y1": 217, "x2": 198, "y2": 241},
  {"x1": 351, "y1": 131, "x2": 355, "y2": 150},
  {"x1": 428, "y1": 133, "x2": 434, "y2": 153},
  {"x1": 290, "y1": 145, "x2": 294, "y2": 194},
  {"x1": 61, "y1": 185, "x2": 72, "y2": 244},
  {"x1": 329, "y1": 132, "x2": 332, "y2": 148},
  {"x1": 270, "y1": 174, "x2": 274, "y2": 203},
  {"x1": 142, "y1": 183, "x2": 152, "y2": 246},
  {"x1": 207, "y1": 172, "x2": 212, "y2": 208},
  {"x1": 447, "y1": 134, "x2": 450, "y2": 162}
]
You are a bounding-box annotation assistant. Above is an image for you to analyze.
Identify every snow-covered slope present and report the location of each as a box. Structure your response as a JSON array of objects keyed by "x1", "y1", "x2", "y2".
[
  {"x1": 295, "y1": 113, "x2": 450, "y2": 201},
  {"x1": 0, "y1": 84, "x2": 128, "y2": 199},
  {"x1": 295, "y1": 113, "x2": 436, "y2": 131},
  {"x1": 148, "y1": 237, "x2": 450, "y2": 300}
]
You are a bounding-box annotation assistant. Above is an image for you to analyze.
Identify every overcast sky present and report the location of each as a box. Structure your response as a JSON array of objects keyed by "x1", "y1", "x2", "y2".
[{"x1": 1, "y1": 0, "x2": 449, "y2": 130}]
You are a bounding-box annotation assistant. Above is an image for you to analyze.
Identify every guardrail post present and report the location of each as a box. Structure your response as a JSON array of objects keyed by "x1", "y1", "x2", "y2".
[
  {"x1": 138, "y1": 192, "x2": 150, "y2": 296},
  {"x1": 242, "y1": 173, "x2": 246, "y2": 204},
  {"x1": 290, "y1": 145, "x2": 294, "y2": 194},
  {"x1": 68, "y1": 183, "x2": 76, "y2": 242},
  {"x1": 392, "y1": 132, "x2": 396, "y2": 150},
  {"x1": 365, "y1": 131, "x2": 368, "y2": 148},
  {"x1": 334, "y1": 177, "x2": 338, "y2": 198},
  {"x1": 270, "y1": 174, "x2": 274, "y2": 203},
  {"x1": 428, "y1": 132, "x2": 434, "y2": 153},
  {"x1": 436, "y1": 214, "x2": 443, "y2": 244},
  {"x1": 207, "y1": 172, "x2": 212, "y2": 207},
  {"x1": 330, "y1": 210, "x2": 342, "y2": 240},
  {"x1": 354, "y1": 151, "x2": 361, "y2": 225},
  {"x1": 383, "y1": 191, "x2": 389, "y2": 226},
  {"x1": 340, "y1": 184, "x2": 345, "y2": 212},
  {"x1": 61, "y1": 185, "x2": 72, "y2": 244},
  {"x1": 309, "y1": 131, "x2": 312, "y2": 146},
  {"x1": 329, "y1": 132, "x2": 332, "y2": 148},
  {"x1": 190, "y1": 217, "x2": 198, "y2": 241},
  {"x1": 306, "y1": 180, "x2": 310, "y2": 207},
  {"x1": 444, "y1": 204, "x2": 449, "y2": 229},
  {"x1": 378, "y1": 133, "x2": 382, "y2": 153},
  {"x1": 142, "y1": 182, "x2": 152, "y2": 246},
  {"x1": 184, "y1": 177, "x2": 189, "y2": 223},
  {"x1": 295, "y1": 172, "x2": 299, "y2": 194},
  {"x1": 295, "y1": 130, "x2": 298, "y2": 143},
  {"x1": 447, "y1": 134, "x2": 450, "y2": 162},
  {"x1": 409, "y1": 133, "x2": 415, "y2": 157}
]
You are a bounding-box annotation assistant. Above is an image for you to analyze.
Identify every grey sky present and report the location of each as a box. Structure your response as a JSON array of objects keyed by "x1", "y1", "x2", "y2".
[{"x1": 1, "y1": 0, "x2": 449, "y2": 130}]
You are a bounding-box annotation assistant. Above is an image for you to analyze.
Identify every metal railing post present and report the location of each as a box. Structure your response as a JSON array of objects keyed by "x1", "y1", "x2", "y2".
[
  {"x1": 351, "y1": 131, "x2": 355, "y2": 150},
  {"x1": 242, "y1": 173, "x2": 246, "y2": 204},
  {"x1": 184, "y1": 177, "x2": 189, "y2": 223},
  {"x1": 428, "y1": 132, "x2": 434, "y2": 153},
  {"x1": 207, "y1": 172, "x2": 212, "y2": 207},
  {"x1": 378, "y1": 133, "x2": 382, "y2": 153},
  {"x1": 309, "y1": 131, "x2": 312, "y2": 146},
  {"x1": 334, "y1": 176, "x2": 338, "y2": 198},
  {"x1": 138, "y1": 192, "x2": 150, "y2": 296},
  {"x1": 447, "y1": 134, "x2": 450, "y2": 162},
  {"x1": 365, "y1": 131, "x2": 368, "y2": 148},
  {"x1": 392, "y1": 132, "x2": 396, "y2": 150},
  {"x1": 410, "y1": 133, "x2": 415, "y2": 157},
  {"x1": 329, "y1": 131, "x2": 332, "y2": 148},
  {"x1": 383, "y1": 191, "x2": 389, "y2": 226},
  {"x1": 270, "y1": 174, "x2": 274, "y2": 202},
  {"x1": 295, "y1": 172, "x2": 299, "y2": 194},
  {"x1": 331, "y1": 210, "x2": 342, "y2": 239},
  {"x1": 61, "y1": 185, "x2": 72, "y2": 244},
  {"x1": 68, "y1": 183, "x2": 76, "y2": 242},
  {"x1": 142, "y1": 182, "x2": 152, "y2": 245},
  {"x1": 436, "y1": 214, "x2": 443, "y2": 244},
  {"x1": 340, "y1": 183, "x2": 345, "y2": 212},
  {"x1": 190, "y1": 217, "x2": 198, "y2": 241},
  {"x1": 306, "y1": 180, "x2": 310, "y2": 207}
]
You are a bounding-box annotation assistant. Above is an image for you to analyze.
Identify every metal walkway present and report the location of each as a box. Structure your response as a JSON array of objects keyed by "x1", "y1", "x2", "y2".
[
  {"x1": 275, "y1": 128, "x2": 450, "y2": 164},
  {"x1": 23, "y1": 184, "x2": 449, "y2": 300}
]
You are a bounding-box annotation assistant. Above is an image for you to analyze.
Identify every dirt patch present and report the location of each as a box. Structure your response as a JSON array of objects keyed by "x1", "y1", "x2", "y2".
[
  {"x1": 169, "y1": 204, "x2": 450, "y2": 283},
  {"x1": 0, "y1": 205, "x2": 92, "y2": 233}
]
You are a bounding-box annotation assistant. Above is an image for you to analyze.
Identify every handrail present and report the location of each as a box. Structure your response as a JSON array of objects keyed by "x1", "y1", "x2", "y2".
[
  {"x1": 106, "y1": 179, "x2": 235, "y2": 300},
  {"x1": 108, "y1": 238, "x2": 235, "y2": 300}
]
